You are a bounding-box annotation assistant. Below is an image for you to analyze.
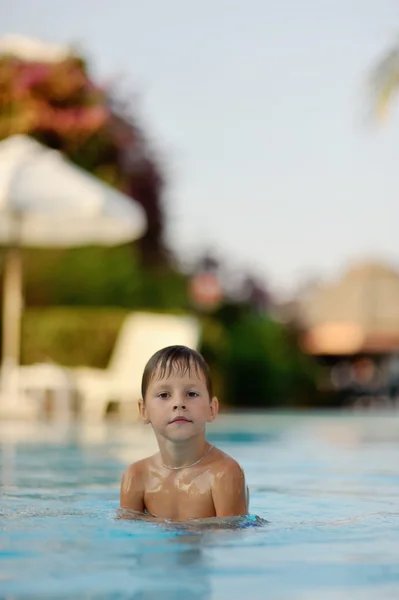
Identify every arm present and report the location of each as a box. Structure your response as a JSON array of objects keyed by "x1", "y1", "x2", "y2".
[
  {"x1": 211, "y1": 460, "x2": 248, "y2": 517},
  {"x1": 120, "y1": 463, "x2": 145, "y2": 512}
]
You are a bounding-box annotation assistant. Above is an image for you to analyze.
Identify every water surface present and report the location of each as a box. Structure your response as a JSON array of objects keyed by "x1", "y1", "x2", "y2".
[{"x1": 1, "y1": 412, "x2": 398, "y2": 599}]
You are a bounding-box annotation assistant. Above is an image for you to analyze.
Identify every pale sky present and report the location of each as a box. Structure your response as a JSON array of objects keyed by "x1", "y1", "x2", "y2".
[{"x1": 1, "y1": 0, "x2": 399, "y2": 297}]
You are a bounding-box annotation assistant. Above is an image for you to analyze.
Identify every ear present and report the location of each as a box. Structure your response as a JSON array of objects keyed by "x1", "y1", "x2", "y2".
[
  {"x1": 207, "y1": 396, "x2": 219, "y2": 422},
  {"x1": 138, "y1": 399, "x2": 150, "y2": 424}
]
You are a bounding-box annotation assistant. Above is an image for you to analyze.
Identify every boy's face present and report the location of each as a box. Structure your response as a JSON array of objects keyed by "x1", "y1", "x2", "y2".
[{"x1": 138, "y1": 363, "x2": 218, "y2": 441}]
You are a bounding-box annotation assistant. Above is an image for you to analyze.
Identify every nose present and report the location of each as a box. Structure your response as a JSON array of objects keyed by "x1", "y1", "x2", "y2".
[{"x1": 173, "y1": 395, "x2": 186, "y2": 410}]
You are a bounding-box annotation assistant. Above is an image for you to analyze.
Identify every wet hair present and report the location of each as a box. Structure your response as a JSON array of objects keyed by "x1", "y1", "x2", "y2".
[{"x1": 141, "y1": 345, "x2": 213, "y2": 401}]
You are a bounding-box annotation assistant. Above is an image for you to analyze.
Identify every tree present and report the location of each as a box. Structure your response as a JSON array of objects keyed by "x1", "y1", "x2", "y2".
[{"x1": 0, "y1": 47, "x2": 166, "y2": 264}]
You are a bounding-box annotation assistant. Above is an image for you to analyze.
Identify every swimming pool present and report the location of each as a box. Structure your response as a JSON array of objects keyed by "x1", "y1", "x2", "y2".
[{"x1": 1, "y1": 412, "x2": 398, "y2": 599}]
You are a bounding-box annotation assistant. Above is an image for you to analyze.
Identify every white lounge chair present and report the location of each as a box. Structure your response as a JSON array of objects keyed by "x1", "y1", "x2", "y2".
[{"x1": 72, "y1": 311, "x2": 200, "y2": 420}]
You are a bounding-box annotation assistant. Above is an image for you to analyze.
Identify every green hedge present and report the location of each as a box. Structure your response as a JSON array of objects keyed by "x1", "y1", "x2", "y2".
[
  {"x1": 21, "y1": 308, "x2": 130, "y2": 367},
  {"x1": 21, "y1": 307, "x2": 198, "y2": 368},
  {"x1": 21, "y1": 246, "x2": 190, "y2": 310}
]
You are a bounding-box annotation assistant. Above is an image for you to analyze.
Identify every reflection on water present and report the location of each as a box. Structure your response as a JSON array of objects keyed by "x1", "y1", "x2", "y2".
[
  {"x1": 130, "y1": 533, "x2": 211, "y2": 600},
  {"x1": 1, "y1": 412, "x2": 399, "y2": 599},
  {"x1": 116, "y1": 511, "x2": 267, "y2": 599}
]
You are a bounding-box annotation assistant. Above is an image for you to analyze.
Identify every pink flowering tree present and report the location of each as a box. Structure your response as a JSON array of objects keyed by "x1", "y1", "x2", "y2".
[{"x1": 0, "y1": 52, "x2": 165, "y2": 264}]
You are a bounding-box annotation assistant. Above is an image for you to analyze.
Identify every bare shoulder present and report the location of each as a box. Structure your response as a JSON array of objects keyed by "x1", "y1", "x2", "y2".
[
  {"x1": 209, "y1": 447, "x2": 248, "y2": 516},
  {"x1": 121, "y1": 455, "x2": 155, "y2": 491},
  {"x1": 122, "y1": 457, "x2": 147, "y2": 480},
  {"x1": 120, "y1": 456, "x2": 155, "y2": 511},
  {"x1": 210, "y1": 447, "x2": 246, "y2": 481}
]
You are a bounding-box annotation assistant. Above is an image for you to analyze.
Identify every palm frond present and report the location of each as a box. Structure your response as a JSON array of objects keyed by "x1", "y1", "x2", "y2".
[{"x1": 369, "y1": 38, "x2": 399, "y2": 121}]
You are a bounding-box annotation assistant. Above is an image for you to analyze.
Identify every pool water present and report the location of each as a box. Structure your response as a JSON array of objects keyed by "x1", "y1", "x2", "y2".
[{"x1": 1, "y1": 412, "x2": 398, "y2": 599}]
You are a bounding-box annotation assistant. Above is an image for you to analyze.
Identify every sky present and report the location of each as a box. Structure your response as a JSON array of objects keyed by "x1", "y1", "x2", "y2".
[{"x1": 1, "y1": 0, "x2": 399, "y2": 298}]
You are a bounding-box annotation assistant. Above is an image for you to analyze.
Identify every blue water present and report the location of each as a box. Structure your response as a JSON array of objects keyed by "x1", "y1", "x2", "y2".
[{"x1": 1, "y1": 413, "x2": 398, "y2": 599}]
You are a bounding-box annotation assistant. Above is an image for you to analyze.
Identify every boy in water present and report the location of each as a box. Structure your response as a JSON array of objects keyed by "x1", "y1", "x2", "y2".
[{"x1": 120, "y1": 345, "x2": 248, "y2": 521}]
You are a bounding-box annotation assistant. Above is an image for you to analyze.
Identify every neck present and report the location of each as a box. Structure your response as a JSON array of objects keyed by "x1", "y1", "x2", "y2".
[{"x1": 156, "y1": 434, "x2": 210, "y2": 469}]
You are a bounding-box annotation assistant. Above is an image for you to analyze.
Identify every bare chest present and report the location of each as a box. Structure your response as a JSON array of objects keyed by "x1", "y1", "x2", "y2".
[{"x1": 143, "y1": 470, "x2": 215, "y2": 521}]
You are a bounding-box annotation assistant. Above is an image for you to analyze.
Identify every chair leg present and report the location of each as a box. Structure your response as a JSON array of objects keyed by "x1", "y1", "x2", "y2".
[{"x1": 79, "y1": 391, "x2": 108, "y2": 421}]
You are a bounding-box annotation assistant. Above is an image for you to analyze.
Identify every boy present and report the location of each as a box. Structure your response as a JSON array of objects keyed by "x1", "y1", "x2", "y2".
[{"x1": 120, "y1": 345, "x2": 248, "y2": 522}]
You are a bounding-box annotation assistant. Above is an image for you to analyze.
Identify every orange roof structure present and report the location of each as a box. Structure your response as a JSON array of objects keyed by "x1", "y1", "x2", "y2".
[{"x1": 297, "y1": 262, "x2": 399, "y2": 354}]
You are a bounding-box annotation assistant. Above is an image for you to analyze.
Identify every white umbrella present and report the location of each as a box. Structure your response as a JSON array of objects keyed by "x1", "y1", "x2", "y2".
[
  {"x1": 0, "y1": 34, "x2": 71, "y2": 63},
  {"x1": 0, "y1": 134, "x2": 146, "y2": 395}
]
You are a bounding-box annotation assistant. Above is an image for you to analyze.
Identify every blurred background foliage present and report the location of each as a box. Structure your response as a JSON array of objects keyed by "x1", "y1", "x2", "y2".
[
  {"x1": 0, "y1": 47, "x2": 322, "y2": 410},
  {"x1": 0, "y1": 51, "x2": 166, "y2": 264}
]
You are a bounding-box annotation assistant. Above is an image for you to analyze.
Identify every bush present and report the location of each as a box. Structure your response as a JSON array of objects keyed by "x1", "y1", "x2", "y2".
[
  {"x1": 200, "y1": 305, "x2": 320, "y2": 409},
  {"x1": 22, "y1": 246, "x2": 190, "y2": 310},
  {"x1": 21, "y1": 306, "x2": 197, "y2": 368},
  {"x1": 21, "y1": 307, "x2": 129, "y2": 367}
]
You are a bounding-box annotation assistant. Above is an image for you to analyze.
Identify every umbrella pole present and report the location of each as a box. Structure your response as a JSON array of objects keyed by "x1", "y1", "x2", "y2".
[{"x1": 1, "y1": 247, "x2": 23, "y2": 394}]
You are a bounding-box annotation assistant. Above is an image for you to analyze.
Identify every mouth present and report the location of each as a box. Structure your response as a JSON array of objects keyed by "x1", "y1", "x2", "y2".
[{"x1": 169, "y1": 417, "x2": 192, "y2": 424}]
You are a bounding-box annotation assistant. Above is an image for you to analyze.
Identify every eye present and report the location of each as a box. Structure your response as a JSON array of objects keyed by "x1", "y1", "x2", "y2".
[
  {"x1": 157, "y1": 392, "x2": 170, "y2": 399},
  {"x1": 187, "y1": 391, "x2": 199, "y2": 398}
]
